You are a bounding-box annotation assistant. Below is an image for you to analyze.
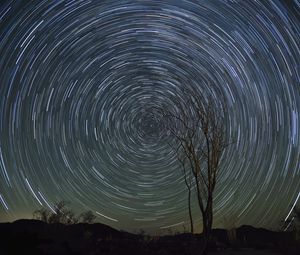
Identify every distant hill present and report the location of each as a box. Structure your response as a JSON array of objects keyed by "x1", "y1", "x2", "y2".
[
  {"x1": 0, "y1": 219, "x2": 137, "y2": 241},
  {"x1": 0, "y1": 219, "x2": 296, "y2": 255}
]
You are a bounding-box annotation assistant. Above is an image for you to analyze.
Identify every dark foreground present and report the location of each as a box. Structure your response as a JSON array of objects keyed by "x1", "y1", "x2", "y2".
[{"x1": 0, "y1": 220, "x2": 299, "y2": 255}]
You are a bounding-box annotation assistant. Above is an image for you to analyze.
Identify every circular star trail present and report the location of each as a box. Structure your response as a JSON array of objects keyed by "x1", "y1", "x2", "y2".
[{"x1": 0, "y1": 1, "x2": 299, "y2": 233}]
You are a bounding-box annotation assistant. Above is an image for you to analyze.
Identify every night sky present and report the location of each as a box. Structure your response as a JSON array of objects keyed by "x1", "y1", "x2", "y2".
[{"x1": 0, "y1": 0, "x2": 299, "y2": 234}]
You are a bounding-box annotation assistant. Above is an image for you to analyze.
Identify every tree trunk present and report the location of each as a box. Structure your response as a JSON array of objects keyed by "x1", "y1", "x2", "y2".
[
  {"x1": 201, "y1": 199, "x2": 213, "y2": 254},
  {"x1": 188, "y1": 187, "x2": 194, "y2": 234}
]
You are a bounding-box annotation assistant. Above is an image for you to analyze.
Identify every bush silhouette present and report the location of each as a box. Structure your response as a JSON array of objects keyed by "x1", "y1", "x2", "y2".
[{"x1": 33, "y1": 201, "x2": 96, "y2": 224}]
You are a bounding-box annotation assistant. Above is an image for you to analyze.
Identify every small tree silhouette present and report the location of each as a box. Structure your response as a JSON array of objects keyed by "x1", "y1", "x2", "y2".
[
  {"x1": 79, "y1": 210, "x2": 96, "y2": 224},
  {"x1": 33, "y1": 208, "x2": 51, "y2": 223},
  {"x1": 46, "y1": 201, "x2": 78, "y2": 224},
  {"x1": 33, "y1": 201, "x2": 96, "y2": 224}
]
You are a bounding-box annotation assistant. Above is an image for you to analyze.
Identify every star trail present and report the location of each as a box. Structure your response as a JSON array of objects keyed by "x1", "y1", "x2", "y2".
[{"x1": 0, "y1": 0, "x2": 299, "y2": 234}]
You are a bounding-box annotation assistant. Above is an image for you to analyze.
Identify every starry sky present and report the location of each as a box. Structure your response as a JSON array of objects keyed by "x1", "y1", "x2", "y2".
[{"x1": 0, "y1": 0, "x2": 299, "y2": 234}]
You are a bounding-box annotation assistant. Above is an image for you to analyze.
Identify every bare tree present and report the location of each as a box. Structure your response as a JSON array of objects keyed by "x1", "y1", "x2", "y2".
[
  {"x1": 48, "y1": 201, "x2": 78, "y2": 224},
  {"x1": 157, "y1": 91, "x2": 228, "y2": 253},
  {"x1": 33, "y1": 201, "x2": 99, "y2": 225},
  {"x1": 33, "y1": 201, "x2": 78, "y2": 225},
  {"x1": 79, "y1": 210, "x2": 96, "y2": 224},
  {"x1": 33, "y1": 208, "x2": 50, "y2": 223}
]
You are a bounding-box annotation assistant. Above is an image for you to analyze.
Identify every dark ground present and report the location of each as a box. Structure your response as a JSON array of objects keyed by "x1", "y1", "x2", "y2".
[{"x1": 0, "y1": 220, "x2": 299, "y2": 255}]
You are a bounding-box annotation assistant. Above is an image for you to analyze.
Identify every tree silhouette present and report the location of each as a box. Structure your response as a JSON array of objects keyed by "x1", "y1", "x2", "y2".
[
  {"x1": 33, "y1": 201, "x2": 96, "y2": 224},
  {"x1": 157, "y1": 91, "x2": 228, "y2": 254},
  {"x1": 79, "y1": 210, "x2": 96, "y2": 224},
  {"x1": 47, "y1": 201, "x2": 76, "y2": 224},
  {"x1": 33, "y1": 207, "x2": 51, "y2": 223}
]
